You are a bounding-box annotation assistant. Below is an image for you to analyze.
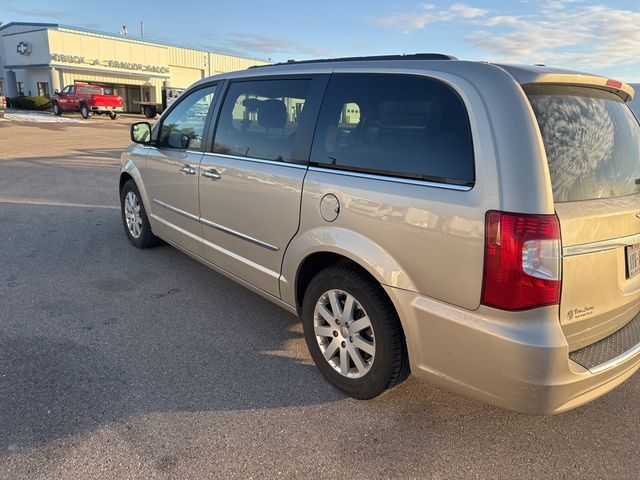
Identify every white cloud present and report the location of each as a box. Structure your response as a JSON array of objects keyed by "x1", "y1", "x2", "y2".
[
  {"x1": 449, "y1": 4, "x2": 486, "y2": 18},
  {"x1": 201, "y1": 33, "x2": 327, "y2": 60},
  {"x1": 371, "y1": 3, "x2": 486, "y2": 32},
  {"x1": 371, "y1": 2, "x2": 640, "y2": 74},
  {"x1": 469, "y1": 4, "x2": 640, "y2": 70}
]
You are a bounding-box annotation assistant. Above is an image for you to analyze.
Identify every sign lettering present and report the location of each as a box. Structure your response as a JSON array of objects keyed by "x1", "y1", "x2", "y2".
[{"x1": 50, "y1": 53, "x2": 169, "y2": 74}]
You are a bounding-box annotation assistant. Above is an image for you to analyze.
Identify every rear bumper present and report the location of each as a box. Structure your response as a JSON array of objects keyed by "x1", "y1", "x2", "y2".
[
  {"x1": 384, "y1": 286, "x2": 640, "y2": 414},
  {"x1": 90, "y1": 106, "x2": 124, "y2": 112}
]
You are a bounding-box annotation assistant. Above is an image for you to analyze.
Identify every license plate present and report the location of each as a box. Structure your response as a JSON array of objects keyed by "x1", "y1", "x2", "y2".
[{"x1": 626, "y1": 243, "x2": 640, "y2": 279}]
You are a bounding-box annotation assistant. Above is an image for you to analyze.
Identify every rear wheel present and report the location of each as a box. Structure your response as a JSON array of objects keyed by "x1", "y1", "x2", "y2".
[
  {"x1": 80, "y1": 103, "x2": 90, "y2": 119},
  {"x1": 52, "y1": 102, "x2": 61, "y2": 116},
  {"x1": 109, "y1": 112, "x2": 118, "y2": 120},
  {"x1": 301, "y1": 265, "x2": 409, "y2": 399},
  {"x1": 120, "y1": 180, "x2": 161, "y2": 249},
  {"x1": 143, "y1": 105, "x2": 157, "y2": 118}
]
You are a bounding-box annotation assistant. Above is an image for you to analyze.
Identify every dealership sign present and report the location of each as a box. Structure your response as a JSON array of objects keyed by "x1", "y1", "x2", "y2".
[
  {"x1": 107, "y1": 60, "x2": 169, "y2": 74},
  {"x1": 50, "y1": 53, "x2": 169, "y2": 74},
  {"x1": 17, "y1": 41, "x2": 32, "y2": 56}
]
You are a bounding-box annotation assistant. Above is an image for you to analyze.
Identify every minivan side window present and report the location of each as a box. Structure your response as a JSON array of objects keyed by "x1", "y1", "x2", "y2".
[
  {"x1": 212, "y1": 79, "x2": 312, "y2": 162},
  {"x1": 157, "y1": 85, "x2": 217, "y2": 150},
  {"x1": 310, "y1": 74, "x2": 475, "y2": 185}
]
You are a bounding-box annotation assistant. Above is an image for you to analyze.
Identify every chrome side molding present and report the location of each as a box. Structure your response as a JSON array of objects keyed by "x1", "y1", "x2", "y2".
[
  {"x1": 152, "y1": 198, "x2": 279, "y2": 251},
  {"x1": 563, "y1": 233, "x2": 640, "y2": 257}
]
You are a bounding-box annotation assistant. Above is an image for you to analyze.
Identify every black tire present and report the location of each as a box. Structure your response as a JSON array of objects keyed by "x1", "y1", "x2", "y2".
[
  {"x1": 120, "y1": 179, "x2": 162, "y2": 249},
  {"x1": 52, "y1": 102, "x2": 62, "y2": 116},
  {"x1": 109, "y1": 112, "x2": 118, "y2": 120},
  {"x1": 301, "y1": 264, "x2": 409, "y2": 399},
  {"x1": 143, "y1": 105, "x2": 157, "y2": 118},
  {"x1": 80, "y1": 103, "x2": 90, "y2": 119}
]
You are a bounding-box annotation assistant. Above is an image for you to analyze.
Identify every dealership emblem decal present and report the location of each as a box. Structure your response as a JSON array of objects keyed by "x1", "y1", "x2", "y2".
[{"x1": 17, "y1": 41, "x2": 32, "y2": 56}]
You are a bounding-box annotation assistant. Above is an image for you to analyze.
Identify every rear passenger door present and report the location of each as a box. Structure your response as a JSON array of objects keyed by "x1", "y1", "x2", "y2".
[
  {"x1": 198, "y1": 75, "x2": 328, "y2": 297},
  {"x1": 299, "y1": 72, "x2": 482, "y2": 309}
]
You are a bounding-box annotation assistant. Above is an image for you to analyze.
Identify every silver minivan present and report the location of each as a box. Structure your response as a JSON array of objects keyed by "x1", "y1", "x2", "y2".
[{"x1": 119, "y1": 54, "x2": 640, "y2": 414}]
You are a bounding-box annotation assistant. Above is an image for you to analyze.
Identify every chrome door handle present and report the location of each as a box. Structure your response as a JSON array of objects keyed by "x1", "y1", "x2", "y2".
[
  {"x1": 180, "y1": 165, "x2": 196, "y2": 175},
  {"x1": 202, "y1": 168, "x2": 221, "y2": 180}
]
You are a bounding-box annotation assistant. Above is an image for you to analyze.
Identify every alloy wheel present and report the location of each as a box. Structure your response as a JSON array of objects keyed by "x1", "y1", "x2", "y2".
[
  {"x1": 313, "y1": 289, "x2": 375, "y2": 378},
  {"x1": 124, "y1": 191, "x2": 143, "y2": 238}
]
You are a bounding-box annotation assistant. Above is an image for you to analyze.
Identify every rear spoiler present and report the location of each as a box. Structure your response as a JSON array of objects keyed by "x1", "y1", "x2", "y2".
[
  {"x1": 522, "y1": 74, "x2": 634, "y2": 102},
  {"x1": 495, "y1": 65, "x2": 634, "y2": 102}
]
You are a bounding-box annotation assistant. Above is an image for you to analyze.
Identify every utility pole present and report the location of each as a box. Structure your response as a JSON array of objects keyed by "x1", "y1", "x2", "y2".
[{"x1": 140, "y1": 22, "x2": 144, "y2": 38}]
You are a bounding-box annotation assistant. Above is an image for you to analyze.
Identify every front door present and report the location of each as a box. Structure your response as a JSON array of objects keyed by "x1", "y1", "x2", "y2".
[
  {"x1": 143, "y1": 84, "x2": 218, "y2": 256},
  {"x1": 58, "y1": 85, "x2": 74, "y2": 110},
  {"x1": 198, "y1": 76, "x2": 325, "y2": 297},
  {"x1": 126, "y1": 86, "x2": 142, "y2": 113}
]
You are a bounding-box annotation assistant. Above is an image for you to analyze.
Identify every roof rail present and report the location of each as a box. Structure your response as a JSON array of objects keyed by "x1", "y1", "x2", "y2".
[{"x1": 249, "y1": 53, "x2": 457, "y2": 69}]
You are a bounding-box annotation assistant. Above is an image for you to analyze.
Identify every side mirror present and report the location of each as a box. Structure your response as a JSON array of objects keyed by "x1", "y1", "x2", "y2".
[
  {"x1": 131, "y1": 122, "x2": 152, "y2": 144},
  {"x1": 54, "y1": 89, "x2": 59, "y2": 94}
]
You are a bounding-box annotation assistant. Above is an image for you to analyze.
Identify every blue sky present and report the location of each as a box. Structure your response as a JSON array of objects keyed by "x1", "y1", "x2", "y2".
[{"x1": 2, "y1": 0, "x2": 639, "y2": 80}]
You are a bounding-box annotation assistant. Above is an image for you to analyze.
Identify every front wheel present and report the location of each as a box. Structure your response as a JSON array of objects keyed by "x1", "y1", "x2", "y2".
[
  {"x1": 52, "y1": 102, "x2": 61, "y2": 116},
  {"x1": 120, "y1": 180, "x2": 161, "y2": 249},
  {"x1": 109, "y1": 112, "x2": 118, "y2": 120},
  {"x1": 301, "y1": 265, "x2": 409, "y2": 399},
  {"x1": 80, "y1": 104, "x2": 90, "y2": 119}
]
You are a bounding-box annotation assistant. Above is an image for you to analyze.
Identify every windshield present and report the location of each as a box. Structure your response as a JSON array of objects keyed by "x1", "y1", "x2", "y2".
[{"x1": 526, "y1": 85, "x2": 640, "y2": 202}]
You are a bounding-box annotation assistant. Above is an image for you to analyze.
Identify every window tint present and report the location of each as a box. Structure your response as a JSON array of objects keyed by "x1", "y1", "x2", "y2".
[
  {"x1": 213, "y1": 79, "x2": 312, "y2": 162},
  {"x1": 310, "y1": 74, "x2": 474, "y2": 185},
  {"x1": 526, "y1": 85, "x2": 640, "y2": 202},
  {"x1": 158, "y1": 85, "x2": 217, "y2": 150}
]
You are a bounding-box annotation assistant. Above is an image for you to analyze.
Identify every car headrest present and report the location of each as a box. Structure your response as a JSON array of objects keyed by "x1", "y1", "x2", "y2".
[{"x1": 258, "y1": 99, "x2": 287, "y2": 129}]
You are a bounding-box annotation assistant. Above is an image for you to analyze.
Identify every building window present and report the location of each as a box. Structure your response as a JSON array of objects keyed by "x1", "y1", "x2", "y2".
[
  {"x1": 16, "y1": 82, "x2": 25, "y2": 96},
  {"x1": 37, "y1": 82, "x2": 50, "y2": 98},
  {"x1": 0, "y1": 80, "x2": 3, "y2": 96}
]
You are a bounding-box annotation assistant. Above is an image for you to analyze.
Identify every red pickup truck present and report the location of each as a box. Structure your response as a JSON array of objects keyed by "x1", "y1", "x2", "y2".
[{"x1": 51, "y1": 84, "x2": 124, "y2": 120}]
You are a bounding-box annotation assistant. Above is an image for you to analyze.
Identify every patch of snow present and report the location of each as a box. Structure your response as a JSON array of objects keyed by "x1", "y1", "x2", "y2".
[{"x1": 0, "y1": 110, "x2": 86, "y2": 123}]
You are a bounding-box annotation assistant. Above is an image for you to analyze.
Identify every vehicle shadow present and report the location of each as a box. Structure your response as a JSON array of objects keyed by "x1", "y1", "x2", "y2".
[
  {"x1": 1, "y1": 148, "x2": 123, "y2": 168},
  {"x1": 0, "y1": 202, "x2": 341, "y2": 451}
]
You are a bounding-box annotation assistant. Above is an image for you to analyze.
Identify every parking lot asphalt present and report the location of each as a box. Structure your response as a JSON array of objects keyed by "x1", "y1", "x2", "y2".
[{"x1": 1, "y1": 112, "x2": 640, "y2": 479}]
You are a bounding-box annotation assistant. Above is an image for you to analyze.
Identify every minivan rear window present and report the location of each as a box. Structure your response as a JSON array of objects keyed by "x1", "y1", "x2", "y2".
[
  {"x1": 310, "y1": 74, "x2": 474, "y2": 186},
  {"x1": 526, "y1": 85, "x2": 640, "y2": 202}
]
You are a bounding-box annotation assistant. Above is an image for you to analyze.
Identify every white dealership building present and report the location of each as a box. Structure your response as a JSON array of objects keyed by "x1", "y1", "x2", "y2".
[{"x1": 0, "y1": 22, "x2": 267, "y2": 112}]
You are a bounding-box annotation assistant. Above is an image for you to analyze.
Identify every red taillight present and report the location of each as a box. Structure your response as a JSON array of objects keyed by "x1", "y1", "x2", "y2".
[
  {"x1": 481, "y1": 211, "x2": 561, "y2": 311},
  {"x1": 606, "y1": 79, "x2": 623, "y2": 89}
]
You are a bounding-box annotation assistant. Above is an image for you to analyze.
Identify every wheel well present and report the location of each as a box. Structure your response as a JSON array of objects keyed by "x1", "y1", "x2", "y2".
[
  {"x1": 295, "y1": 252, "x2": 379, "y2": 313},
  {"x1": 119, "y1": 172, "x2": 133, "y2": 194},
  {"x1": 295, "y1": 252, "x2": 409, "y2": 363}
]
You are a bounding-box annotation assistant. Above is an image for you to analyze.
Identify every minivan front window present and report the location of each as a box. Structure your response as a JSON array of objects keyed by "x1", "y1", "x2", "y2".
[
  {"x1": 526, "y1": 85, "x2": 640, "y2": 203},
  {"x1": 158, "y1": 85, "x2": 217, "y2": 150}
]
